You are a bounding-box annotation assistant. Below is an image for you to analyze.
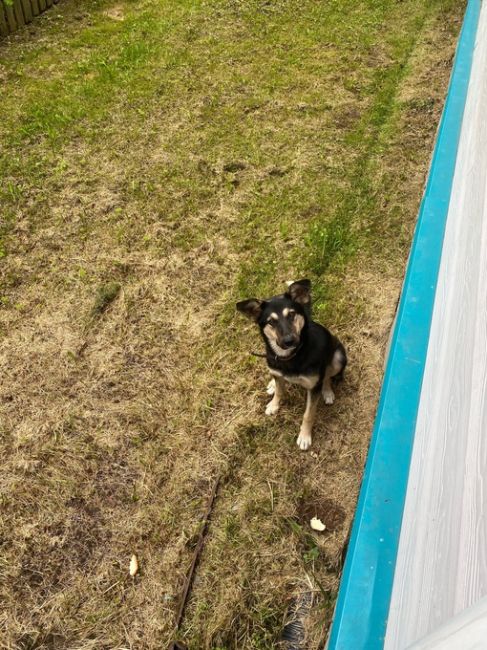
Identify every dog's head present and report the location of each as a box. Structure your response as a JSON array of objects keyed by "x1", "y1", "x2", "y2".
[{"x1": 236, "y1": 279, "x2": 311, "y2": 358}]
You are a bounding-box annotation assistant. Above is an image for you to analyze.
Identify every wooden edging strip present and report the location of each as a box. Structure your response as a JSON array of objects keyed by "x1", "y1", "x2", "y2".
[
  {"x1": 0, "y1": 3, "x2": 9, "y2": 36},
  {"x1": 0, "y1": 0, "x2": 59, "y2": 36},
  {"x1": 20, "y1": 0, "x2": 33, "y2": 23}
]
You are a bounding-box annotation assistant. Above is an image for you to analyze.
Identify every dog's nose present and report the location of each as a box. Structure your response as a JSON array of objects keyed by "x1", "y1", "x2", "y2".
[{"x1": 282, "y1": 335, "x2": 295, "y2": 349}]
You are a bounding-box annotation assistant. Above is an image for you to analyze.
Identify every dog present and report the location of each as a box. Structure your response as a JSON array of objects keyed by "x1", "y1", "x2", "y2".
[{"x1": 237, "y1": 279, "x2": 346, "y2": 450}]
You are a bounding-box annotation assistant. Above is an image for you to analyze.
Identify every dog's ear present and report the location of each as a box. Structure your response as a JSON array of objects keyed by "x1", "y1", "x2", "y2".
[
  {"x1": 287, "y1": 279, "x2": 311, "y2": 306},
  {"x1": 236, "y1": 299, "x2": 264, "y2": 321}
]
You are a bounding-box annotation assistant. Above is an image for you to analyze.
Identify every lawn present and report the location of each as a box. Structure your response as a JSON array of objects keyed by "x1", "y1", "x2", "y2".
[{"x1": 0, "y1": 0, "x2": 463, "y2": 648}]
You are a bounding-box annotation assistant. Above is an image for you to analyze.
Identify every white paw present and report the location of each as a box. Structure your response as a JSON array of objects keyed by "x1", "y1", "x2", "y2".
[
  {"x1": 297, "y1": 432, "x2": 312, "y2": 451},
  {"x1": 265, "y1": 401, "x2": 280, "y2": 416},
  {"x1": 323, "y1": 389, "x2": 335, "y2": 405},
  {"x1": 266, "y1": 379, "x2": 276, "y2": 396}
]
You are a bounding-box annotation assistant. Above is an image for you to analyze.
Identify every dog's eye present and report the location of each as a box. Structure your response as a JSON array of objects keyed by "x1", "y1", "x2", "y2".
[{"x1": 288, "y1": 312, "x2": 295, "y2": 319}]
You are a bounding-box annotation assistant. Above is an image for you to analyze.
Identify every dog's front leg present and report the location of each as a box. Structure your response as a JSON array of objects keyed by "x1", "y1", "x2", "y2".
[
  {"x1": 265, "y1": 376, "x2": 285, "y2": 416},
  {"x1": 266, "y1": 377, "x2": 276, "y2": 396},
  {"x1": 297, "y1": 387, "x2": 320, "y2": 451}
]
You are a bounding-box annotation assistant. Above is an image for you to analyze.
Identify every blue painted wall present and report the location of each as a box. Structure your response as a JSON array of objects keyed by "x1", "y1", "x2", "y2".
[{"x1": 327, "y1": 1, "x2": 482, "y2": 647}]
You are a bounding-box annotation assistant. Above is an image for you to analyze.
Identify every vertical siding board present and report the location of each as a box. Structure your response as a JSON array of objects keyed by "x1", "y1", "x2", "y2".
[
  {"x1": 0, "y1": 3, "x2": 8, "y2": 36},
  {"x1": 20, "y1": 0, "x2": 33, "y2": 22},
  {"x1": 30, "y1": 0, "x2": 40, "y2": 16},
  {"x1": 3, "y1": 2, "x2": 17, "y2": 32},
  {"x1": 38, "y1": 0, "x2": 46, "y2": 11},
  {"x1": 13, "y1": 0, "x2": 25, "y2": 26}
]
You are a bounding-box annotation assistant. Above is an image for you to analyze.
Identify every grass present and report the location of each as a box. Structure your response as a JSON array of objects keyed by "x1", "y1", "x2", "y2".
[
  {"x1": 91, "y1": 282, "x2": 121, "y2": 317},
  {"x1": 0, "y1": 0, "x2": 464, "y2": 648}
]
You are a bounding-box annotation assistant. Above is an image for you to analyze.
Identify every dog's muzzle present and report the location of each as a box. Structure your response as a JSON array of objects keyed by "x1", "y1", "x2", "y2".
[{"x1": 280, "y1": 335, "x2": 297, "y2": 350}]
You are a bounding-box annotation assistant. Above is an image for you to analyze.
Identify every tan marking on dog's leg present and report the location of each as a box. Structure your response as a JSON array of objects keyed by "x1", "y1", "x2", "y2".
[
  {"x1": 322, "y1": 375, "x2": 335, "y2": 405},
  {"x1": 265, "y1": 376, "x2": 285, "y2": 416},
  {"x1": 322, "y1": 348, "x2": 345, "y2": 404},
  {"x1": 297, "y1": 389, "x2": 320, "y2": 451},
  {"x1": 266, "y1": 378, "x2": 276, "y2": 396},
  {"x1": 330, "y1": 347, "x2": 345, "y2": 375}
]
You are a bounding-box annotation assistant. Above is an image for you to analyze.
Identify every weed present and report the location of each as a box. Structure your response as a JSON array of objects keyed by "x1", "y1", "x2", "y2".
[{"x1": 91, "y1": 281, "x2": 121, "y2": 317}]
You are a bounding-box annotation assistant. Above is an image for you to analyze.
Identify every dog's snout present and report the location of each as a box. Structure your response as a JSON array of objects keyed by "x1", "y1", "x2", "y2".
[{"x1": 282, "y1": 335, "x2": 296, "y2": 349}]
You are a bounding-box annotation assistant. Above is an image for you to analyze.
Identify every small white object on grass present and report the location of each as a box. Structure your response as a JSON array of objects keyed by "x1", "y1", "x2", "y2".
[
  {"x1": 310, "y1": 517, "x2": 326, "y2": 532},
  {"x1": 129, "y1": 554, "x2": 139, "y2": 577}
]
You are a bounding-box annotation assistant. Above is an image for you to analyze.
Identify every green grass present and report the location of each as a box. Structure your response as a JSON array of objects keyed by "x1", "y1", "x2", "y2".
[
  {"x1": 91, "y1": 281, "x2": 121, "y2": 316},
  {"x1": 0, "y1": 0, "x2": 464, "y2": 648}
]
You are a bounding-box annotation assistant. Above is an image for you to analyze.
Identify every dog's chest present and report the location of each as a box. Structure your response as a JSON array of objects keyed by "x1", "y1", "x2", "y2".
[{"x1": 269, "y1": 368, "x2": 319, "y2": 390}]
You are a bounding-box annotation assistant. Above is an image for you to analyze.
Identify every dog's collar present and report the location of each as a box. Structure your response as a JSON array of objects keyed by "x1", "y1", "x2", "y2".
[{"x1": 251, "y1": 343, "x2": 302, "y2": 363}]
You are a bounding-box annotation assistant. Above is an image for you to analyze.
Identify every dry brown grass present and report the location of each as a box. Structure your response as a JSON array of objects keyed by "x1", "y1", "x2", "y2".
[{"x1": 0, "y1": 0, "x2": 464, "y2": 648}]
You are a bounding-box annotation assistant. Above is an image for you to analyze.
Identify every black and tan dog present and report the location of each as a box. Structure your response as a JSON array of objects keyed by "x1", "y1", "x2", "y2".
[{"x1": 237, "y1": 280, "x2": 346, "y2": 450}]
